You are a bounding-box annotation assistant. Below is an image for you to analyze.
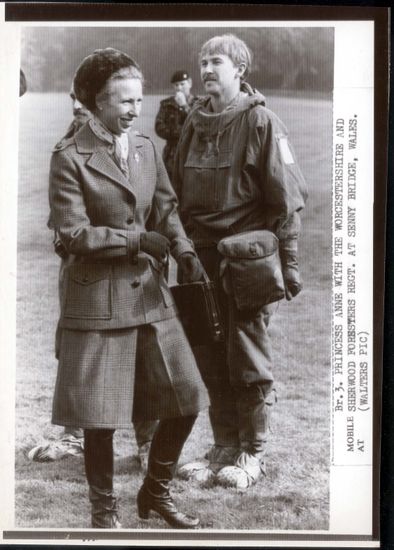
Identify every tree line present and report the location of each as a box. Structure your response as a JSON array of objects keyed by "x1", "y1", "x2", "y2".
[{"x1": 21, "y1": 26, "x2": 334, "y2": 93}]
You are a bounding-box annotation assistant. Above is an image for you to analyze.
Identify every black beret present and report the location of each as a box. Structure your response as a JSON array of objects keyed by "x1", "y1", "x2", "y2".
[{"x1": 170, "y1": 70, "x2": 190, "y2": 84}]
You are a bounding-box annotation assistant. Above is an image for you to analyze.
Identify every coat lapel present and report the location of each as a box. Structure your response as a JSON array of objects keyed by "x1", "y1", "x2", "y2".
[
  {"x1": 75, "y1": 123, "x2": 136, "y2": 198},
  {"x1": 87, "y1": 149, "x2": 132, "y2": 192}
]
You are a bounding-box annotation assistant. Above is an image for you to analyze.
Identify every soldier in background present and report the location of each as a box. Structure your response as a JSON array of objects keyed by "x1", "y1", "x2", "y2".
[
  {"x1": 27, "y1": 83, "x2": 158, "y2": 468},
  {"x1": 155, "y1": 70, "x2": 197, "y2": 180}
]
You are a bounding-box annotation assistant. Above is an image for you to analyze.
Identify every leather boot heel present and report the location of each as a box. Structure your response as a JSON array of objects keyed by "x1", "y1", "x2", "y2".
[
  {"x1": 137, "y1": 487, "x2": 150, "y2": 520},
  {"x1": 137, "y1": 485, "x2": 200, "y2": 529}
]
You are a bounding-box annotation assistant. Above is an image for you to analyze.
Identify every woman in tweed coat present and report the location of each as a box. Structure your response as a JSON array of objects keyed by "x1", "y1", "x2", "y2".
[{"x1": 48, "y1": 48, "x2": 209, "y2": 529}]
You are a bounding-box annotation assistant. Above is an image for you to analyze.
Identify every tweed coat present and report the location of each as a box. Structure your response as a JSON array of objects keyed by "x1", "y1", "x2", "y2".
[{"x1": 49, "y1": 120, "x2": 209, "y2": 428}]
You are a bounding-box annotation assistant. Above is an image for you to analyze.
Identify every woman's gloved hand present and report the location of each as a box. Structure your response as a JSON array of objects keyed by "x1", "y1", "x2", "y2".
[
  {"x1": 279, "y1": 238, "x2": 303, "y2": 301},
  {"x1": 177, "y1": 252, "x2": 204, "y2": 283},
  {"x1": 140, "y1": 232, "x2": 170, "y2": 263}
]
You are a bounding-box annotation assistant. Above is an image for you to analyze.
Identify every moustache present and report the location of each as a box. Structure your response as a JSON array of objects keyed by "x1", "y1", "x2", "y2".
[{"x1": 203, "y1": 75, "x2": 216, "y2": 82}]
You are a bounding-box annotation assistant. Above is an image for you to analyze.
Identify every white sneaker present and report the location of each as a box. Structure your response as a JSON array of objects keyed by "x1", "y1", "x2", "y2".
[
  {"x1": 216, "y1": 451, "x2": 265, "y2": 490},
  {"x1": 26, "y1": 434, "x2": 84, "y2": 462},
  {"x1": 178, "y1": 459, "x2": 216, "y2": 483},
  {"x1": 178, "y1": 446, "x2": 239, "y2": 484}
]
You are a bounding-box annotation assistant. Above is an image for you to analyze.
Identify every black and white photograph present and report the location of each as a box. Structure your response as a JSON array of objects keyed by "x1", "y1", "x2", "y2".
[{"x1": 0, "y1": 4, "x2": 387, "y2": 547}]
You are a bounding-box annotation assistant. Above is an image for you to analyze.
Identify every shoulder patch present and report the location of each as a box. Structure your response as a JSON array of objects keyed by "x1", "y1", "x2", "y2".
[
  {"x1": 277, "y1": 136, "x2": 295, "y2": 165},
  {"x1": 52, "y1": 136, "x2": 74, "y2": 153}
]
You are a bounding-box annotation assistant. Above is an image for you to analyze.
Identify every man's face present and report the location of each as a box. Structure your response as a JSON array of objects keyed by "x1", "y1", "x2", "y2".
[
  {"x1": 70, "y1": 88, "x2": 90, "y2": 125},
  {"x1": 96, "y1": 77, "x2": 143, "y2": 135},
  {"x1": 173, "y1": 78, "x2": 192, "y2": 97},
  {"x1": 200, "y1": 53, "x2": 242, "y2": 96}
]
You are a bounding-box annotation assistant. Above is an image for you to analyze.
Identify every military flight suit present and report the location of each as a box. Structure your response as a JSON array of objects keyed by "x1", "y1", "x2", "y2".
[{"x1": 173, "y1": 84, "x2": 307, "y2": 464}]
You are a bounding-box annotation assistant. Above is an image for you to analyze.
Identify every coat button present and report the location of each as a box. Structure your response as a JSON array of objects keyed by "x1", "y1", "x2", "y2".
[
  {"x1": 82, "y1": 276, "x2": 89, "y2": 283},
  {"x1": 131, "y1": 279, "x2": 140, "y2": 288},
  {"x1": 126, "y1": 216, "x2": 134, "y2": 224}
]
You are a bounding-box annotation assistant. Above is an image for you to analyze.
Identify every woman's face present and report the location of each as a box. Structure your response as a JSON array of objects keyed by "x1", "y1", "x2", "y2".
[{"x1": 96, "y1": 77, "x2": 143, "y2": 135}]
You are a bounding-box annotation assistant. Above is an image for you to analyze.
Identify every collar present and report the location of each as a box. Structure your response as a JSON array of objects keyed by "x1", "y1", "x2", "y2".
[
  {"x1": 88, "y1": 117, "x2": 129, "y2": 160},
  {"x1": 190, "y1": 83, "x2": 266, "y2": 139},
  {"x1": 74, "y1": 119, "x2": 143, "y2": 155},
  {"x1": 89, "y1": 116, "x2": 114, "y2": 145}
]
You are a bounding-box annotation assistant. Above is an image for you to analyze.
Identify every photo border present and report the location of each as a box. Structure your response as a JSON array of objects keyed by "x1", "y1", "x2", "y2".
[{"x1": 1, "y1": 3, "x2": 390, "y2": 547}]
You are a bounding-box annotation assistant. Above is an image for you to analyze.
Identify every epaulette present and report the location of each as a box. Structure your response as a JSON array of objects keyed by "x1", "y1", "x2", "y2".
[
  {"x1": 160, "y1": 96, "x2": 174, "y2": 105},
  {"x1": 52, "y1": 136, "x2": 75, "y2": 153}
]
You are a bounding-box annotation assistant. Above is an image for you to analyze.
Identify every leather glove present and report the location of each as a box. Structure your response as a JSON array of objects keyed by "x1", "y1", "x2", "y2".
[
  {"x1": 279, "y1": 238, "x2": 303, "y2": 301},
  {"x1": 140, "y1": 231, "x2": 170, "y2": 263},
  {"x1": 53, "y1": 232, "x2": 69, "y2": 260},
  {"x1": 177, "y1": 252, "x2": 204, "y2": 283}
]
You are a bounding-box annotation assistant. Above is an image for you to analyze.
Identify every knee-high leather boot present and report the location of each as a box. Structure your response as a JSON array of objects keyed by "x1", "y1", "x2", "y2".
[
  {"x1": 137, "y1": 415, "x2": 200, "y2": 529},
  {"x1": 84, "y1": 429, "x2": 121, "y2": 529}
]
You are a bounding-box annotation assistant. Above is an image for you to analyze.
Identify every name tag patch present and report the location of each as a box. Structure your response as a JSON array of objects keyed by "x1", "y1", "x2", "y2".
[{"x1": 277, "y1": 136, "x2": 295, "y2": 165}]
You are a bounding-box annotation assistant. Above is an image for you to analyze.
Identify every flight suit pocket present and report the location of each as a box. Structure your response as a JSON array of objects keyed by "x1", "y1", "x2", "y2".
[
  {"x1": 148, "y1": 258, "x2": 174, "y2": 308},
  {"x1": 183, "y1": 147, "x2": 232, "y2": 212},
  {"x1": 64, "y1": 264, "x2": 112, "y2": 319}
]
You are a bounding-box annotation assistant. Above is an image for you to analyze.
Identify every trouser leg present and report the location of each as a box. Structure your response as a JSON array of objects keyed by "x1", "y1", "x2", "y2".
[
  {"x1": 228, "y1": 298, "x2": 276, "y2": 450},
  {"x1": 133, "y1": 419, "x2": 160, "y2": 473},
  {"x1": 193, "y1": 343, "x2": 239, "y2": 449},
  {"x1": 190, "y1": 247, "x2": 239, "y2": 451},
  {"x1": 236, "y1": 384, "x2": 276, "y2": 456},
  {"x1": 214, "y1": 301, "x2": 277, "y2": 488},
  {"x1": 133, "y1": 420, "x2": 159, "y2": 448},
  {"x1": 84, "y1": 429, "x2": 121, "y2": 528}
]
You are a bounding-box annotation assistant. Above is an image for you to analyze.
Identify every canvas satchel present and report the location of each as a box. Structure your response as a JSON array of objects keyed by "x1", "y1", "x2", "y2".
[{"x1": 217, "y1": 230, "x2": 285, "y2": 311}]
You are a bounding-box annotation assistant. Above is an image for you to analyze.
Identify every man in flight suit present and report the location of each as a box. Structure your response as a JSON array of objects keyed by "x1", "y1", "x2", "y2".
[{"x1": 174, "y1": 34, "x2": 308, "y2": 489}]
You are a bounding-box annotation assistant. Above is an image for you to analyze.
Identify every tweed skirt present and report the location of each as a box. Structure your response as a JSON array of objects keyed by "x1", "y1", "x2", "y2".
[{"x1": 52, "y1": 317, "x2": 209, "y2": 429}]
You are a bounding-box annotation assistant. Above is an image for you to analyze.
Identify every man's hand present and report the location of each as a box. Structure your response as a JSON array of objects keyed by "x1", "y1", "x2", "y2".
[
  {"x1": 174, "y1": 91, "x2": 187, "y2": 107},
  {"x1": 140, "y1": 232, "x2": 170, "y2": 263},
  {"x1": 178, "y1": 252, "x2": 204, "y2": 283},
  {"x1": 282, "y1": 264, "x2": 303, "y2": 300},
  {"x1": 279, "y1": 238, "x2": 303, "y2": 301}
]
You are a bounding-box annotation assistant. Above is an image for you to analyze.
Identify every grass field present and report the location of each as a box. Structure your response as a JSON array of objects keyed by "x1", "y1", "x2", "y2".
[{"x1": 16, "y1": 92, "x2": 332, "y2": 530}]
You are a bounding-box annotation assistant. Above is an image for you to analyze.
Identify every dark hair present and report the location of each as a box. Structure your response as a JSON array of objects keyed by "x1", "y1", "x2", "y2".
[{"x1": 73, "y1": 48, "x2": 143, "y2": 112}]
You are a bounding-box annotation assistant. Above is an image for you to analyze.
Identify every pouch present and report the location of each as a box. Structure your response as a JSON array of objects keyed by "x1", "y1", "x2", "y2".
[{"x1": 218, "y1": 230, "x2": 285, "y2": 310}]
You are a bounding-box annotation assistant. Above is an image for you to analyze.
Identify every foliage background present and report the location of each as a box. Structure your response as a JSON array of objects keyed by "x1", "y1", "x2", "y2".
[{"x1": 21, "y1": 26, "x2": 334, "y2": 93}]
